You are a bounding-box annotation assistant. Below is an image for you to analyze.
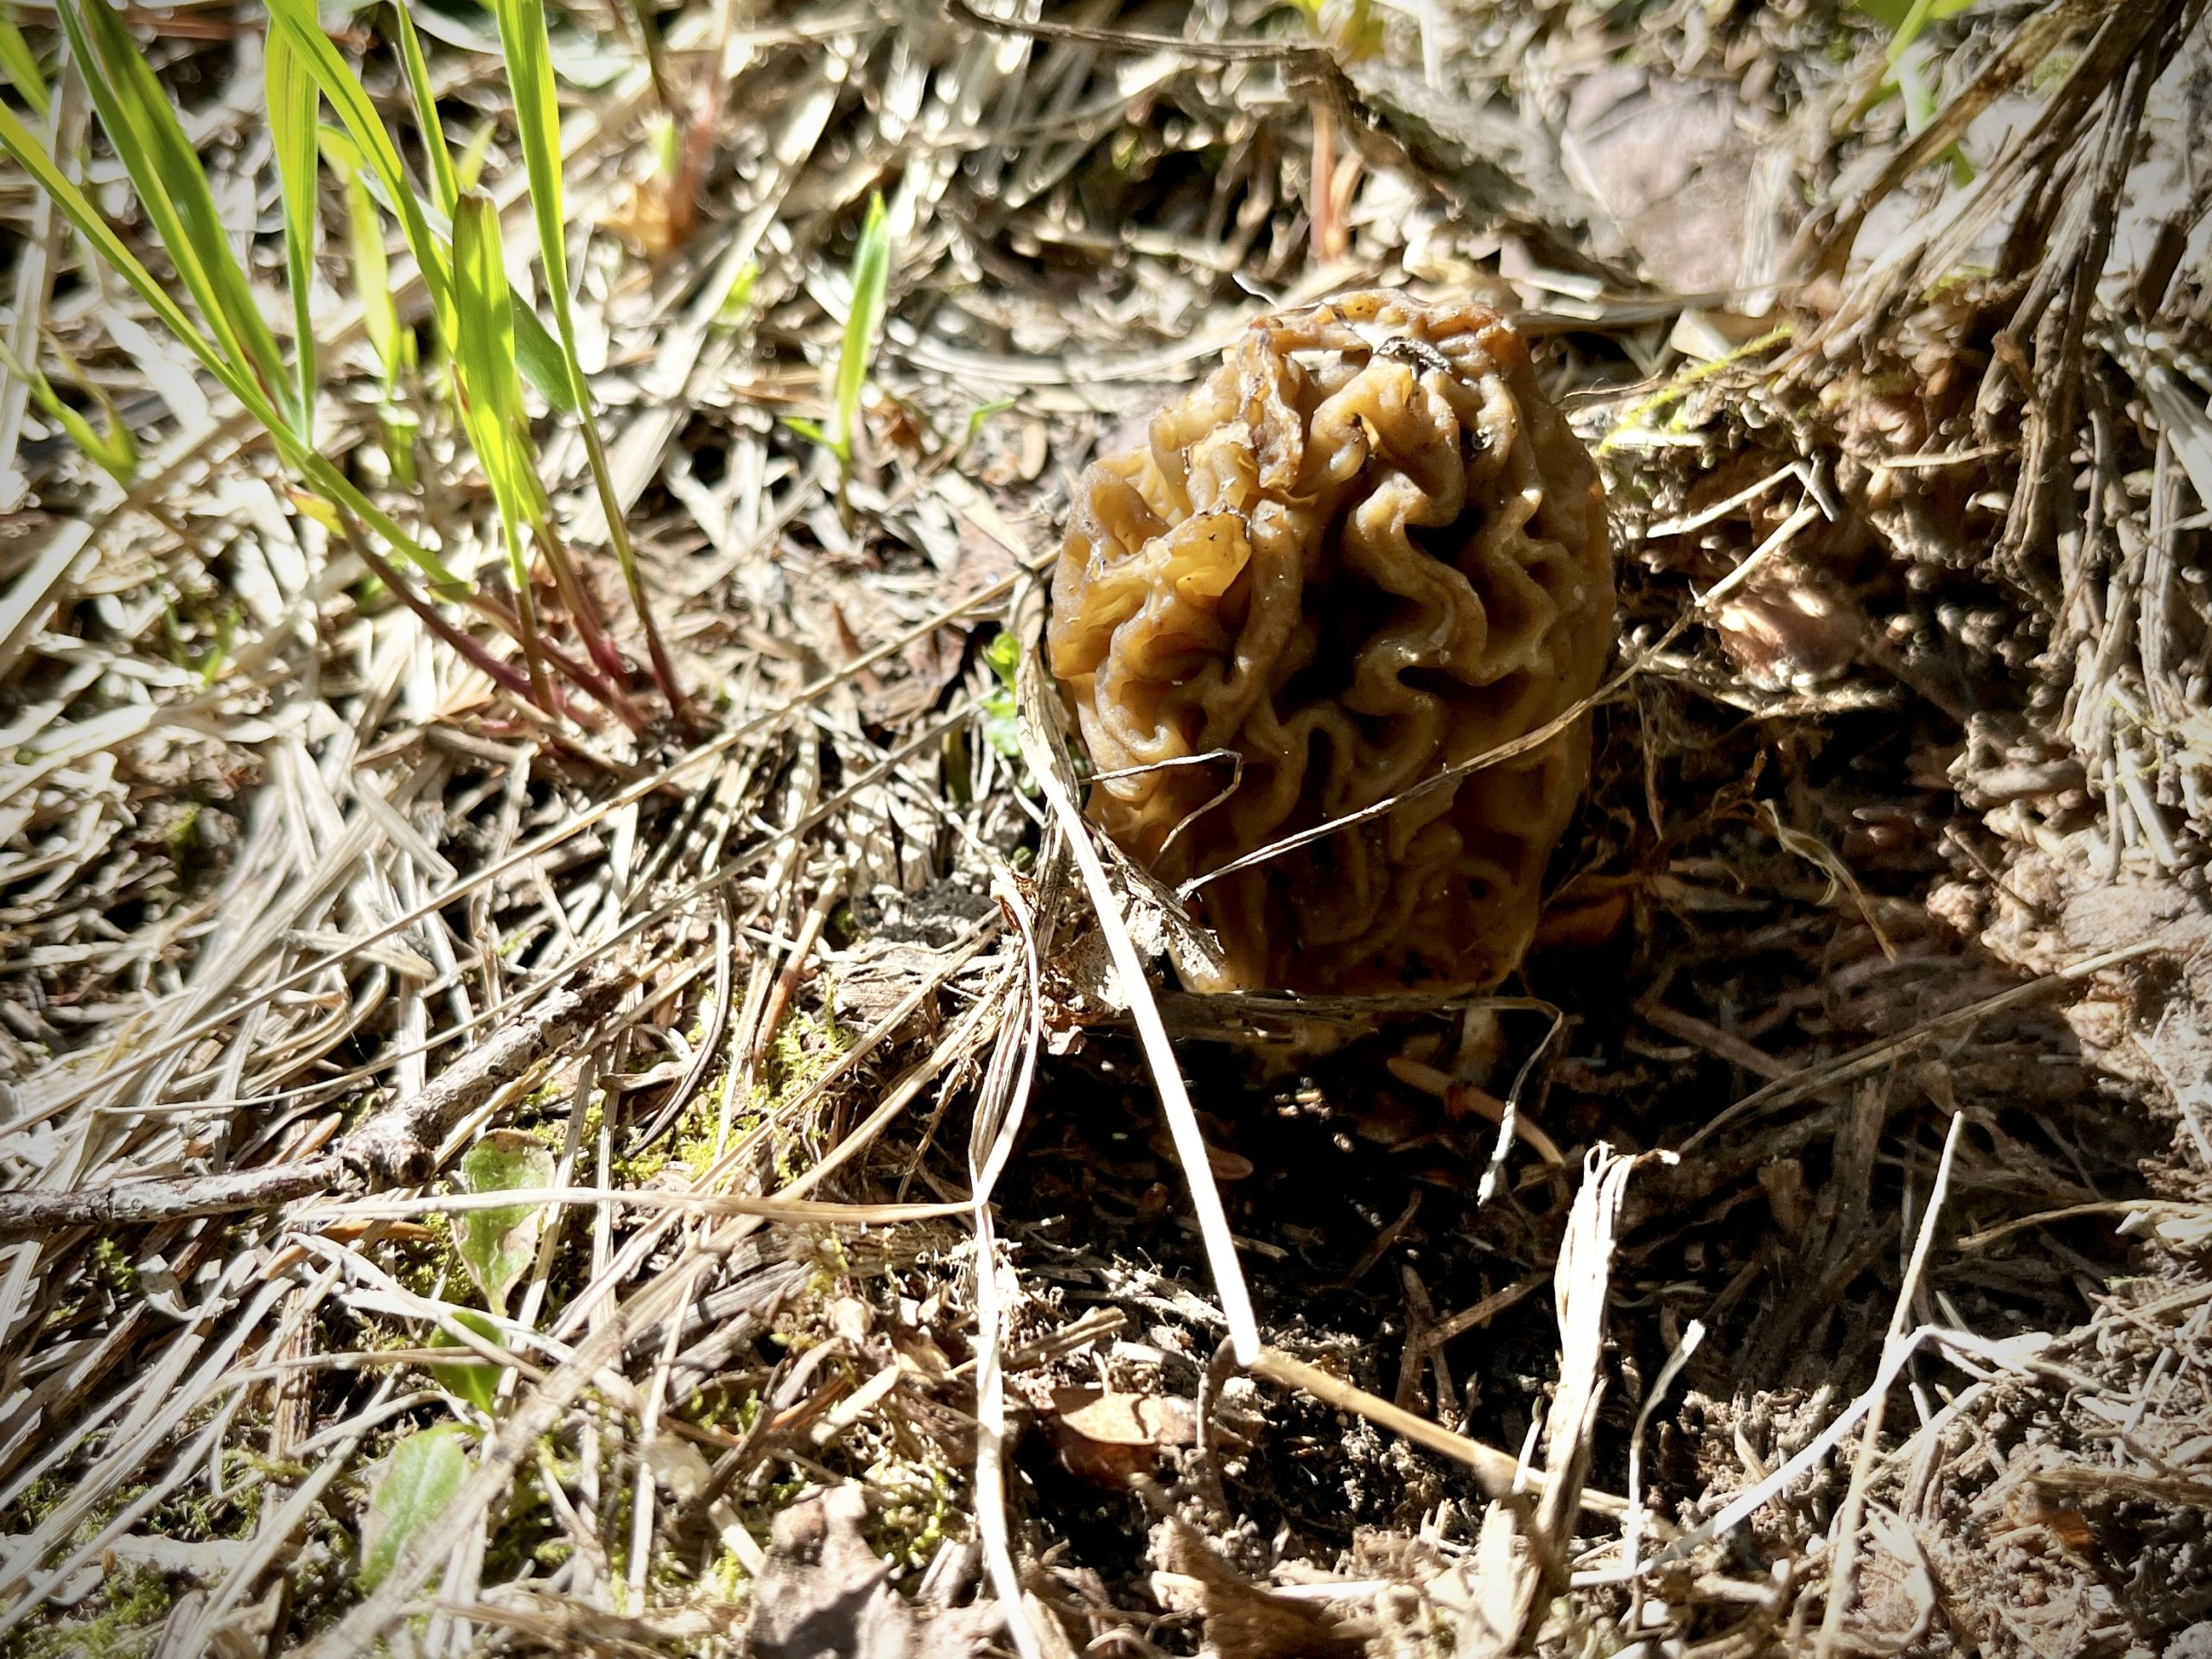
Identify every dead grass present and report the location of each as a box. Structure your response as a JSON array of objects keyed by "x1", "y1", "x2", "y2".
[{"x1": 0, "y1": 0, "x2": 2208, "y2": 1655}]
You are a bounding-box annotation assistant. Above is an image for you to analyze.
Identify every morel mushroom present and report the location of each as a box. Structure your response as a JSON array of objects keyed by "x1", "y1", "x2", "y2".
[{"x1": 1047, "y1": 291, "x2": 1613, "y2": 996}]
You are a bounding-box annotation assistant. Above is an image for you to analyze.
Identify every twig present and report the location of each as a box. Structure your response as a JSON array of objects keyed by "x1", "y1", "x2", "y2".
[
  {"x1": 1247, "y1": 1347, "x2": 1627, "y2": 1518},
  {"x1": 0, "y1": 958, "x2": 633, "y2": 1238}
]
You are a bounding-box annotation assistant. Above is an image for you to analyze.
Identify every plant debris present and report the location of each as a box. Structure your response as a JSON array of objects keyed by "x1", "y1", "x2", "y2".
[{"x1": 0, "y1": 0, "x2": 2206, "y2": 1655}]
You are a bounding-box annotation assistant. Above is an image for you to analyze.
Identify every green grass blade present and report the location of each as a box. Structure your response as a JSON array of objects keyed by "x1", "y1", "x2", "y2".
[
  {"x1": 0, "y1": 98, "x2": 468, "y2": 594},
  {"x1": 711, "y1": 257, "x2": 758, "y2": 331},
  {"x1": 455, "y1": 120, "x2": 497, "y2": 194},
  {"x1": 488, "y1": 0, "x2": 566, "y2": 304},
  {"x1": 327, "y1": 143, "x2": 403, "y2": 386},
  {"x1": 450, "y1": 192, "x2": 531, "y2": 513},
  {"x1": 0, "y1": 98, "x2": 226, "y2": 392},
  {"x1": 0, "y1": 8, "x2": 48, "y2": 117},
  {"x1": 835, "y1": 190, "x2": 891, "y2": 460},
  {"x1": 0, "y1": 334, "x2": 136, "y2": 484},
  {"x1": 389, "y1": 0, "x2": 458, "y2": 218},
  {"x1": 487, "y1": 0, "x2": 591, "y2": 423},
  {"x1": 263, "y1": 0, "x2": 450, "y2": 337},
  {"x1": 57, "y1": 0, "x2": 290, "y2": 411},
  {"x1": 492, "y1": 0, "x2": 682, "y2": 709},
  {"x1": 262, "y1": 0, "x2": 576, "y2": 415},
  {"x1": 266, "y1": 25, "x2": 320, "y2": 442},
  {"x1": 510, "y1": 296, "x2": 577, "y2": 415},
  {"x1": 452, "y1": 189, "x2": 553, "y2": 707}
]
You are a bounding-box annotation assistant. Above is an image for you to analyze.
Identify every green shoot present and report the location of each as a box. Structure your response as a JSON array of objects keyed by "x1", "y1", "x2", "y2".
[
  {"x1": 711, "y1": 257, "x2": 759, "y2": 332},
  {"x1": 490, "y1": 0, "x2": 687, "y2": 715},
  {"x1": 452, "y1": 189, "x2": 556, "y2": 715},
  {"x1": 321, "y1": 130, "x2": 397, "y2": 377},
  {"x1": 455, "y1": 120, "x2": 499, "y2": 194},
  {"x1": 55, "y1": 0, "x2": 292, "y2": 423},
  {"x1": 323, "y1": 125, "x2": 420, "y2": 485},
  {"x1": 359, "y1": 1425, "x2": 471, "y2": 1591},
  {"x1": 0, "y1": 99, "x2": 473, "y2": 602},
  {"x1": 0, "y1": 7, "x2": 48, "y2": 117},
  {"x1": 785, "y1": 191, "x2": 893, "y2": 476},
  {"x1": 1853, "y1": 0, "x2": 1980, "y2": 180},
  {"x1": 836, "y1": 190, "x2": 893, "y2": 462},
  {"x1": 266, "y1": 27, "x2": 321, "y2": 443},
  {"x1": 162, "y1": 594, "x2": 238, "y2": 684},
  {"x1": 262, "y1": 0, "x2": 578, "y2": 415},
  {"x1": 981, "y1": 629, "x2": 1020, "y2": 760},
  {"x1": 450, "y1": 194, "x2": 640, "y2": 727},
  {"x1": 0, "y1": 334, "x2": 137, "y2": 485},
  {"x1": 3, "y1": 0, "x2": 672, "y2": 732},
  {"x1": 1857, "y1": 0, "x2": 1980, "y2": 61},
  {"x1": 949, "y1": 397, "x2": 1015, "y2": 469},
  {"x1": 388, "y1": 0, "x2": 460, "y2": 218}
]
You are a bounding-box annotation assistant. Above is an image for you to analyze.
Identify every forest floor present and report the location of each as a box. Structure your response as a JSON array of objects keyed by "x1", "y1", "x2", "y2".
[{"x1": 0, "y1": 0, "x2": 2209, "y2": 1655}]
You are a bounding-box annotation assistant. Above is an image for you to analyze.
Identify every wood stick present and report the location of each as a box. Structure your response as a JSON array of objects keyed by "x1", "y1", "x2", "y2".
[{"x1": 0, "y1": 960, "x2": 632, "y2": 1239}]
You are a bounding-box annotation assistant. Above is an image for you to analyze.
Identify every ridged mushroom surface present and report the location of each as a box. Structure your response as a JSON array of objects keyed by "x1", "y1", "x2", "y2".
[{"x1": 1047, "y1": 291, "x2": 1614, "y2": 995}]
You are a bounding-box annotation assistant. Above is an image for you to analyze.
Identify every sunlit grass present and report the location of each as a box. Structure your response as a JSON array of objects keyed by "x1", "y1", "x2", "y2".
[
  {"x1": 787, "y1": 190, "x2": 893, "y2": 487},
  {"x1": 0, "y1": 0, "x2": 684, "y2": 732}
]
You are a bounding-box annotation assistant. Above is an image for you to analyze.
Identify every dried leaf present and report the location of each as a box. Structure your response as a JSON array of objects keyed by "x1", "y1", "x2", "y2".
[
  {"x1": 747, "y1": 1484, "x2": 1000, "y2": 1659},
  {"x1": 1151, "y1": 1519, "x2": 1363, "y2": 1659},
  {"x1": 1042, "y1": 1386, "x2": 1195, "y2": 1489}
]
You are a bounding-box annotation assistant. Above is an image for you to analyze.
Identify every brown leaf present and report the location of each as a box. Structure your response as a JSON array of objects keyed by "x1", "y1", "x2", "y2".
[
  {"x1": 1041, "y1": 1387, "x2": 1196, "y2": 1490},
  {"x1": 1710, "y1": 563, "x2": 1865, "y2": 690},
  {"x1": 747, "y1": 1485, "x2": 1000, "y2": 1659},
  {"x1": 1151, "y1": 1520, "x2": 1364, "y2": 1659},
  {"x1": 1049, "y1": 1387, "x2": 1196, "y2": 1447}
]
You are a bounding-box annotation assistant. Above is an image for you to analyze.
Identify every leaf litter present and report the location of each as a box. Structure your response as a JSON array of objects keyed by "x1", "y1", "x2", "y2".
[{"x1": 0, "y1": 0, "x2": 2207, "y2": 1655}]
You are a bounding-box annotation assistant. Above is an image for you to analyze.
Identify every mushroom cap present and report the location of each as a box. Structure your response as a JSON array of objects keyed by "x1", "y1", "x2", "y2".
[{"x1": 1048, "y1": 290, "x2": 1614, "y2": 996}]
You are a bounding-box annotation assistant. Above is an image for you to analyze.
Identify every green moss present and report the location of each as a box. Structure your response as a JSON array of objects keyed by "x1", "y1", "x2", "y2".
[
  {"x1": 158, "y1": 802, "x2": 201, "y2": 855},
  {"x1": 89, "y1": 1237, "x2": 137, "y2": 1296},
  {"x1": 1, "y1": 1567, "x2": 172, "y2": 1659},
  {"x1": 10, "y1": 1474, "x2": 152, "y2": 1550},
  {"x1": 864, "y1": 1458, "x2": 957, "y2": 1573},
  {"x1": 760, "y1": 979, "x2": 849, "y2": 1099},
  {"x1": 2030, "y1": 49, "x2": 2078, "y2": 92},
  {"x1": 388, "y1": 1212, "x2": 463, "y2": 1304},
  {"x1": 703, "y1": 1543, "x2": 750, "y2": 1601},
  {"x1": 149, "y1": 1448, "x2": 264, "y2": 1541},
  {"x1": 9, "y1": 1473, "x2": 73, "y2": 1531}
]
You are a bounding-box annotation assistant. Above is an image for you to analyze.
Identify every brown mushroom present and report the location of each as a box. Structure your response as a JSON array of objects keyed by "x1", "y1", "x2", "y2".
[{"x1": 1047, "y1": 290, "x2": 1614, "y2": 996}]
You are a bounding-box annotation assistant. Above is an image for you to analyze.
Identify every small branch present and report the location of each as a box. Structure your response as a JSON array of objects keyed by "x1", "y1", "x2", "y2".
[
  {"x1": 0, "y1": 1165, "x2": 334, "y2": 1236},
  {"x1": 1247, "y1": 1346, "x2": 1627, "y2": 1519},
  {"x1": 0, "y1": 961, "x2": 632, "y2": 1240}
]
